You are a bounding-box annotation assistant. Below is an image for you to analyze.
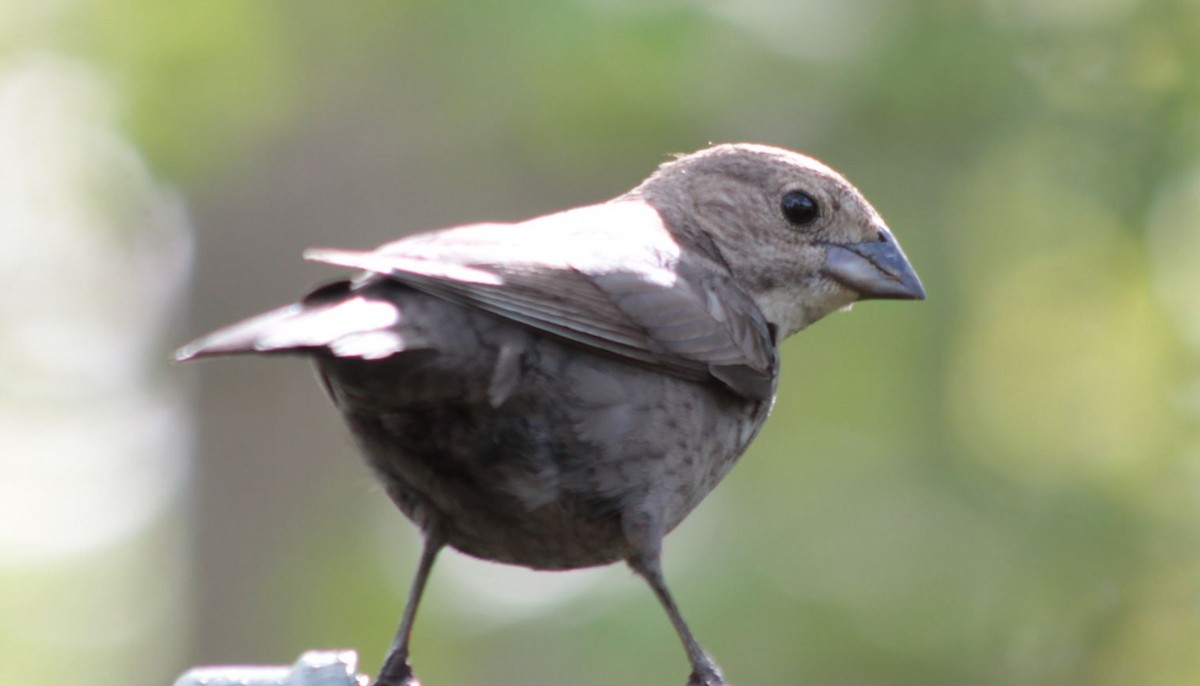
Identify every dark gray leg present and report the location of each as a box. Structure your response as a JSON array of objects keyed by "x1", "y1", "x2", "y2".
[
  {"x1": 375, "y1": 531, "x2": 446, "y2": 686},
  {"x1": 628, "y1": 552, "x2": 728, "y2": 686}
]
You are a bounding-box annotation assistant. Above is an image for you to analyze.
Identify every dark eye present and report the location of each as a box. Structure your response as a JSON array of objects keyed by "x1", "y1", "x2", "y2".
[{"x1": 781, "y1": 190, "x2": 820, "y2": 226}]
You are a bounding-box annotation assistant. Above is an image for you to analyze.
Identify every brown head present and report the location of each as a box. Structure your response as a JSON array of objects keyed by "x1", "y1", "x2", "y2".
[{"x1": 632, "y1": 143, "x2": 925, "y2": 338}]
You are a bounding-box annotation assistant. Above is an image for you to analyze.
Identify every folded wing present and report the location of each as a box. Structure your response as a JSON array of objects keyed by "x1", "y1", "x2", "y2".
[{"x1": 307, "y1": 201, "x2": 778, "y2": 400}]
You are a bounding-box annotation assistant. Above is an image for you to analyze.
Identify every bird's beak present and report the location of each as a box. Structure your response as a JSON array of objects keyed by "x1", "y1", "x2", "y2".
[{"x1": 821, "y1": 227, "x2": 926, "y2": 301}]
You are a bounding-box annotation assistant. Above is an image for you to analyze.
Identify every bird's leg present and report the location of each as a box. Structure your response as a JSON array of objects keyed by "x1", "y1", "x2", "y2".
[
  {"x1": 628, "y1": 551, "x2": 728, "y2": 686},
  {"x1": 374, "y1": 529, "x2": 446, "y2": 686}
]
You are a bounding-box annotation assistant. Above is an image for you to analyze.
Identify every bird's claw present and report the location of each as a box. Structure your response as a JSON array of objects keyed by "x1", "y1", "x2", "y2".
[
  {"x1": 687, "y1": 668, "x2": 728, "y2": 686},
  {"x1": 372, "y1": 674, "x2": 419, "y2": 686},
  {"x1": 372, "y1": 659, "x2": 420, "y2": 686}
]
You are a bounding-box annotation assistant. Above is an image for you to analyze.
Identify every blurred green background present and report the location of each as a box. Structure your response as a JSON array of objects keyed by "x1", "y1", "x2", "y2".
[{"x1": 3, "y1": 1, "x2": 1199, "y2": 685}]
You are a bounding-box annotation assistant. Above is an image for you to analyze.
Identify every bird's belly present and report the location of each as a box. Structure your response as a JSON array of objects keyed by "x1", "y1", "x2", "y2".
[{"x1": 318, "y1": 337, "x2": 769, "y2": 570}]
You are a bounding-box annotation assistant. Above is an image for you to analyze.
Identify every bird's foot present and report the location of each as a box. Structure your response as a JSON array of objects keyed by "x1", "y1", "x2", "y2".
[
  {"x1": 373, "y1": 657, "x2": 420, "y2": 686},
  {"x1": 686, "y1": 666, "x2": 728, "y2": 686}
]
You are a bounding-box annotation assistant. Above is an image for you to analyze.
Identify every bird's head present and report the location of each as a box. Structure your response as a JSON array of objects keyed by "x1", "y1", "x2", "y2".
[{"x1": 636, "y1": 143, "x2": 925, "y2": 339}]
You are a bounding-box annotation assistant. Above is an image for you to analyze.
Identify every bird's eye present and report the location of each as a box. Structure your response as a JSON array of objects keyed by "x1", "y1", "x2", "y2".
[{"x1": 781, "y1": 190, "x2": 820, "y2": 226}]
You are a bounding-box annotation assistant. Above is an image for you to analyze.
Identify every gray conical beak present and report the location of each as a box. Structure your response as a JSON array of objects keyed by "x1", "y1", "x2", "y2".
[{"x1": 821, "y1": 227, "x2": 926, "y2": 301}]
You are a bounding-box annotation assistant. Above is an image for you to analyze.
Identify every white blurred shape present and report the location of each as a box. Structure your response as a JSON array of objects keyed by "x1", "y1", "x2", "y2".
[
  {"x1": 0, "y1": 51, "x2": 194, "y2": 686},
  {"x1": 0, "y1": 53, "x2": 193, "y2": 560}
]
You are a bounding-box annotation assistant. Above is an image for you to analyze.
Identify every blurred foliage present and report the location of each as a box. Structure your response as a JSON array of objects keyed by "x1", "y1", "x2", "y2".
[{"x1": 4, "y1": 0, "x2": 1200, "y2": 685}]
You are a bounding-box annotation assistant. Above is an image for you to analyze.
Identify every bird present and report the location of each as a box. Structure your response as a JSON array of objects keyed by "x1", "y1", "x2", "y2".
[{"x1": 176, "y1": 143, "x2": 925, "y2": 686}]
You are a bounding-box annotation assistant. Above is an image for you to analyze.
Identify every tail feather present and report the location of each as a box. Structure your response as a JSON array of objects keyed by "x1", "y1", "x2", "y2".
[{"x1": 175, "y1": 281, "x2": 407, "y2": 362}]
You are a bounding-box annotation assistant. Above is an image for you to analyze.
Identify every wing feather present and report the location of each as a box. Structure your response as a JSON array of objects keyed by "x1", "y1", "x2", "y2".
[{"x1": 306, "y1": 201, "x2": 777, "y2": 399}]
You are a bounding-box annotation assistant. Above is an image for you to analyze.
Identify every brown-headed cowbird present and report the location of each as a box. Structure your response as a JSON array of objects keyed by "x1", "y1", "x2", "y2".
[{"x1": 177, "y1": 143, "x2": 925, "y2": 686}]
